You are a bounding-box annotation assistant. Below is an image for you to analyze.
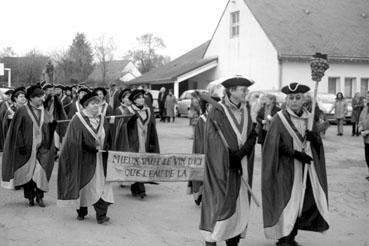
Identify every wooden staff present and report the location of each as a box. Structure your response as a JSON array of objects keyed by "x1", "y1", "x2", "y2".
[
  {"x1": 299, "y1": 53, "x2": 329, "y2": 217},
  {"x1": 211, "y1": 120, "x2": 260, "y2": 207},
  {"x1": 56, "y1": 114, "x2": 133, "y2": 123}
]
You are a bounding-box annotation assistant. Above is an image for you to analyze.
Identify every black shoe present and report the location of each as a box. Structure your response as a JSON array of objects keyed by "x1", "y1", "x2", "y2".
[
  {"x1": 76, "y1": 215, "x2": 85, "y2": 221},
  {"x1": 28, "y1": 199, "x2": 35, "y2": 207},
  {"x1": 36, "y1": 198, "x2": 45, "y2": 207},
  {"x1": 97, "y1": 216, "x2": 110, "y2": 224},
  {"x1": 194, "y1": 195, "x2": 202, "y2": 206}
]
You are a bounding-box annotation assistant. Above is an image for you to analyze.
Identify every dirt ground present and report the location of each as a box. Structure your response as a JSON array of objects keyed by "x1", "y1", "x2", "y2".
[{"x1": 0, "y1": 118, "x2": 368, "y2": 246}]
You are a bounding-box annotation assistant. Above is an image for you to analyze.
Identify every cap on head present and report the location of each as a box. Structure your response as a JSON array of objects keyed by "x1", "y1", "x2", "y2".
[
  {"x1": 80, "y1": 92, "x2": 100, "y2": 107},
  {"x1": 26, "y1": 85, "x2": 44, "y2": 99},
  {"x1": 93, "y1": 87, "x2": 107, "y2": 97},
  {"x1": 128, "y1": 89, "x2": 145, "y2": 102},
  {"x1": 11, "y1": 87, "x2": 26, "y2": 101},
  {"x1": 281, "y1": 82, "x2": 310, "y2": 94},
  {"x1": 119, "y1": 88, "x2": 132, "y2": 100}
]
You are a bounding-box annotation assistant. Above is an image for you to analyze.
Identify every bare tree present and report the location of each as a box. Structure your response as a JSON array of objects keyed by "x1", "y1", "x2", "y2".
[
  {"x1": 125, "y1": 33, "x2": 170, "y2": 73},
  {"x1": 0, "y1": 47, "x2": 16, "y2": 58},
  {"x1": 94, "y1": 35, "x2": 116, "y2": 84}
]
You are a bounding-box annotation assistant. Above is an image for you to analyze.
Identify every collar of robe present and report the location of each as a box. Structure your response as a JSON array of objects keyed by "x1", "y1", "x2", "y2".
[
  {"x1": 224, "y1": 95, "x2": 243, "y2": 111},
  {"x1": 287, "y1": 107, "x2": 309, "y2": 119}
]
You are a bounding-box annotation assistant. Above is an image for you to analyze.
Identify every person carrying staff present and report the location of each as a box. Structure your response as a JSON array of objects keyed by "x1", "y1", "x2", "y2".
[
  {"x1": 1, "y1": 85, "x2": 57, "y2": 207},
  {"x1": 200, "y1": 76, "x2": 257, "y2": 246},
  {"x1": 262, "y1": 82, "x2": 329, "y2": 246},
  {"x1": 57, "y1": 92, "x2": 113, "y2": 224}
]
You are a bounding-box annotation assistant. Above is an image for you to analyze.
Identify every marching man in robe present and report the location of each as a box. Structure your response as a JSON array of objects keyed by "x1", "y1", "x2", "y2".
[
  {"x1": 200, "y1": 76, "x2": 257, "y2": 246},
  {"x1": 1, "y1": 85, "x2": 57, "y2": 207},
  {"x1": 262, "y1": 82, "x2": 329, "y2": 246},
  {"x1": 57, "y1": 92, "x2": 113, "y2": 224}
]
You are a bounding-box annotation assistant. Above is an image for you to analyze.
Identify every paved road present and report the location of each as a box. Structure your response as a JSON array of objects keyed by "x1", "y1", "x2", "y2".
[{"x1": 0, "y1": 118, "x2": 368, "y2": 246}]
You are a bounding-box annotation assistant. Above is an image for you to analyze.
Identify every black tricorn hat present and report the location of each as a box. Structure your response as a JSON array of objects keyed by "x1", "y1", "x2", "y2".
[
  {"x1": 119, "y1": 88, "x2": 132, "y2": 100},
  {"x1": 221, "y1": 75, "x2": 254, "y2": 88},
  {"x1": 128, "y1": 89, "x2": 145, "y2": 102},
  {"x1": 11, "y1": 87, "x2": 26, "y2": 101},
  {"x1": 26, "y1": 85, "x2": 44, "y2": 99},
  {"x1": 281, "y1": 82, "x2": 310, "y2": 94},
  {"x1": 80, "y1": 92, "x2": 100, "y2": 107},
  {"x1": 93, "y1": 87, "x2": 108, "y2": 97}
]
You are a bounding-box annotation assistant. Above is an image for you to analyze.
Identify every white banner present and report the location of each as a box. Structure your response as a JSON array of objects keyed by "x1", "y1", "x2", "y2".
[{"x1": 106, "y1": 151, "x2": 205, "y2": 182}]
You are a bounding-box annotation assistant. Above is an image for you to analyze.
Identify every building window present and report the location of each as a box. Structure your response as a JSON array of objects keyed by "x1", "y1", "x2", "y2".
[
  {"x1": 361, "y1": 78, "x2": 369, "y2": 96},
  {"x1": 328, "y1": 77, "x2": 340, "y2": 94},
  {"x1": 230, "y1": 11, "x2": 240, "y2": 38},
  {"x1": 344, "y1": 77, "x2": 356, "y2": 98}
]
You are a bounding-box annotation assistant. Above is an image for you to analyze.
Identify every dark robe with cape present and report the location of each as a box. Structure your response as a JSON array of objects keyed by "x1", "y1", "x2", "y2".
[
  {"x1": 57, "y1": 111, "x2": 114, "y2": 207},
  {"x1": 1, "y1": 103, "x2": 17, "y2": 146},
  {"x1": 1, "y1": 104, "x2": 56, "y2": 191},
  {"x1": 113, "y1": 105, "x2": 159, "y2": 154},
  {"x1": 66, "y1": 100, "x2": 83, "y2": 119},
  {"x1": 187, "y1": 114, "x2": 206, "y2": 196},
  {"x1": 44, "y1": 95, "x2": 68, "y2": 149},
  {"x1": 0, "y1": 101, "x2": 10, "y2": 151},
  {"x1": 262, "y1": 108, "x2": 329, "y2": 240},
  {"x1": 200, "y1": 97, "x2": 255, "y2": 242}
]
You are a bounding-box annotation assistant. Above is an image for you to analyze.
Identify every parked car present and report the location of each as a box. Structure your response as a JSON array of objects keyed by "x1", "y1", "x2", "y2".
[
  {"x1": 317, "y1": 93, "x2": 352, "y2": 124},
  {"x1": 177, "y1": 89, "x2": 207, "y2": 117},
  {"x1": 149, "y1": 89, "x2": 160, "y2": 118}
]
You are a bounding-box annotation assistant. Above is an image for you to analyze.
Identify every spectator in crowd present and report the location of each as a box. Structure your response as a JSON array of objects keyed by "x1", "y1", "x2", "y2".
[
  {"x1": 329, "y1": 92, "x2": 347, "y2": 136},
  {"x1": 158, "y1": 87, "x2": 167, "y2": 122},
  {"x1": 358, "y1": 91, "x2": 369, "y2": 181},
  {"x1": 164, "y1": 89, "x2": 177, "y2": 122},
  {"x1": 351, "y1": 92, "x2": 364, "y2": 136}
]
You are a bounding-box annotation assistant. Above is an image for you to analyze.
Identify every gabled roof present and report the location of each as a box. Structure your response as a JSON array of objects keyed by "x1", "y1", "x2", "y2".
[
  {"x1": 129, "y1": 41, "x2": 217, "y2": 84},
  {"x1": 243, "y1": 0, "x2": 369, "y2": 60},
  {"x1": 87, "y1": 60, "x2": 130, "y2": 83}
]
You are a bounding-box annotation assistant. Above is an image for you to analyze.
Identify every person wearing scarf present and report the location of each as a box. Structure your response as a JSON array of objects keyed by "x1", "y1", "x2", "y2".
[
  {"x1": 57, "y1": 92, "x2": 113, "y2": 224},
  {"x1": 262, "y1": 83, "x2": 329, "y2": 246},
  {"x1": 112, "y1": 89, "x2": 160, "y2": 199},
  {"x1": 65, "y1": 87, "x2": 89, "y2": 119},
  {"x1": 1, "y1": 85, "x2": 57, "y2": 207},
  {"x1": 200, "y1": 76, "x2": 257, "y2": 246},
  {"x1": 0, "y1": 89, "x2": 14, "y2": 151},
  {"x1": 187, "y1": 92, "x2": 220, "y2": 206},
  {"x1": 2, "y1": 87, "x2": 27, "y2": 143}
]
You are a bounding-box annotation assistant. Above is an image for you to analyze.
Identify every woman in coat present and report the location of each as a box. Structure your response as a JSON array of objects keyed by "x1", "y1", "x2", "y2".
[
  {"x1": 358, "y1": 91, "x2": 369, "y2": 181},
  {"x1": 256, "y1": 94, "x2": 280, "y2": 146},
  {"x1": 164, "y1": 89, "x2": 177, "y2": 122},
  {"x1": 351, "y1": 92, "x2": 364, "y2": 136},
  {"x1": 329, "y1": 92, "x2": 348, "y2": 136}
]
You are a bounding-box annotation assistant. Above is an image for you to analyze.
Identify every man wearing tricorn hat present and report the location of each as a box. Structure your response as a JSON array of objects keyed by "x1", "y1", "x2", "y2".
[
  {"x1": 1, "y1": 85, "x2": 57, "y2": 207},
  {"x1": 262, "y1": 82, "x2": 329, "y2": 246},
  {"x1": 200, "y1": 76, "x2": 257, "y2": 246},
  {"x1": 65, "y1": 86, "x2": 89, "y2": 119}
]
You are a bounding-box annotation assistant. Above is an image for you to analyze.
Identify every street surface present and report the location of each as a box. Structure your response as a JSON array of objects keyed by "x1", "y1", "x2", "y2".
[{"x1": 0, "y1": 118, "x2": 368, "y2": 246}]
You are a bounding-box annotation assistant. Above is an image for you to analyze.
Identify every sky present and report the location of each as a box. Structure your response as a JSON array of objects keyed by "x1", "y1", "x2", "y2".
[{"x1": 0, "y1": 0, "x2": 227, "y2": 60}]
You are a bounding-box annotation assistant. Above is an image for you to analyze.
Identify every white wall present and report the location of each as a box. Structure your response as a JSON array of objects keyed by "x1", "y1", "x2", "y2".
[
  {"x1": 281, "y1": 61, "x2": 369, "y2": 96},
  {"x1": 203, "y1": 0, "x2": 280, "y2": 90}
]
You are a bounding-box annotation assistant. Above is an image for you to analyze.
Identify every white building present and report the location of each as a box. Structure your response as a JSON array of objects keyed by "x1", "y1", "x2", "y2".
[{"x1": 129, "y1": 0, "x2": 369, "y2": 98}]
